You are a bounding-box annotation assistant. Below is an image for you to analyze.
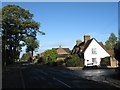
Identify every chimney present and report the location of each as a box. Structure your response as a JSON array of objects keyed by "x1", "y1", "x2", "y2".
[
  {"x1": 76, "y1": 39, "x2": 82, "y2": 46},
  {"x1": 84, "y1": 34, "x2": 90, "y2": 43}
]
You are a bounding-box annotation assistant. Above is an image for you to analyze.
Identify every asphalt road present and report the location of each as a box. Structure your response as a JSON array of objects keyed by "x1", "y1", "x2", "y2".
[{"x1": 2, "y1": 63, "x2": 120, "y2": 89}]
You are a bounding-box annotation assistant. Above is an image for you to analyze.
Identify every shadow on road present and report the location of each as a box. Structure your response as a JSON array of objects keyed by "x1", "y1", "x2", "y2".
[{"x1": 2, "y1": 63, "x2": 120, "y2": 89}]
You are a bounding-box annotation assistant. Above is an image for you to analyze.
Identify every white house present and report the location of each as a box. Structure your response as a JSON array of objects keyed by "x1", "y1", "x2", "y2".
[
  {"x1": 72, "y1": 35, "x2": 118, "y2": 67},
  {"x1": 83, "y1": 38, "x2": 110, "y2": 66}
]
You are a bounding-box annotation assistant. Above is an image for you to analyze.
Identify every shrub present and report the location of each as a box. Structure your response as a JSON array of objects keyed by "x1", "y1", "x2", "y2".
[
  {"x1": 52, "y1": 60, "x2": 65, "y2": 66},
  {"x1": 100, "y1": 57, "x2": 110, "y2": 66},
  {"x1": 37, "y1": 57, "x2": 44, "y2": 63},
  {"x1": 43, "y1": 49, "x2": 58, "y2": 64},
  {"x1": 57, "y1": 60, "x2": 64, "y2": 66},
  {"x1": 65, "y1": 54, "x2": 84, "y2": 67}
]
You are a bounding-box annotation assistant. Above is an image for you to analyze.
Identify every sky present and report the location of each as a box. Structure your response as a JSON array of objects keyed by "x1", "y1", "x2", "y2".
[{"x1": 2, "y1": 2, "x2": 118, "y2": 57}]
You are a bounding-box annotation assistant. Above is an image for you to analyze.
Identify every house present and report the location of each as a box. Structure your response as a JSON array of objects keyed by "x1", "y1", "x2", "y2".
[
  {"x1": 72, "y1": 34, "x2": 118, "y2": 67},
  {"x1": 53, "y1": 46, "x2": 71, "y2": 61},
  {"x1": 38, "y1": 46, "x2": 71, "y2": 61}
]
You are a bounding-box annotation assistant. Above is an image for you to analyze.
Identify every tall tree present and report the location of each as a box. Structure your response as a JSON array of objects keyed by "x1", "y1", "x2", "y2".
[
  {"x1": 2, "y1": 5, "x2": 44, "y2": 66},
  {"x1": 105, "y1": 33, "x2": 117, "y2": 50},
  {"x1": 26, "y1": 37, "x2": 39, "y2": 56}
]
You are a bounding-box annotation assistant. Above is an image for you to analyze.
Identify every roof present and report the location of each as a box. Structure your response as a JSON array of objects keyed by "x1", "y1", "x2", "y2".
[
  {"x1": 98, "y1": 42, "x2": 107, "y2": 51},
  {"x1": 72, "y1": 38, "x2": 111, "y2": 56},
  {"x1": 82, "y1": 39, "x2": 93, "y2": 52},
  {"x1": 53, "y1": 48, "x2": 71, "y2": 55},
  {"x1": 107, "y1": 50, "x2": 115, "y2": 56}
]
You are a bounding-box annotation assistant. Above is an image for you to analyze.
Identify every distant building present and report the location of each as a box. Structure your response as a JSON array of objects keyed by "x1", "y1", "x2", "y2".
[
  {"x1": 53, "y1": 46, "x2": 71, "y2": 61},
  {"x1": 38, "y1": 46, "x2": 71, "y2": 61},
  {"x1": 72, "y1": 34, "x2": 118, "y2": 67}
]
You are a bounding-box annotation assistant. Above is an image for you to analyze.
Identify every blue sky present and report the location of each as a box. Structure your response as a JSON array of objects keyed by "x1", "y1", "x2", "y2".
[{"x1": 2, "y1": 2, "x2": 118, "y2": 57}]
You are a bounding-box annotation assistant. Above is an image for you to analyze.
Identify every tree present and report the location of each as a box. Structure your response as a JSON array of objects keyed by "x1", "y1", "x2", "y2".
[
  {"x1": 114, "y1": 40, "x2": 120, "y2": 63},
  {"x1": 21, "y1": 52, "x2": 32, "y2": 61},
  {"x1": 43, "y1": 49, "x2": 58, "y2": 64},
  {"x1": 25, "y1": 37, "x2": 39, "y2": 56},
  {"x1": 105, "y1": 33, "x2": 117, "y2": 50},
  {"x1": 105, "y1": 40, "x2": 112, "y2": 50},
  {"x1": 2, "y1": 5, "x2": 44, "y2": 66}
]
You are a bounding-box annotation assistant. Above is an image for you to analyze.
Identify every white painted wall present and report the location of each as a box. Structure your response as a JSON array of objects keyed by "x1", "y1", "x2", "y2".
[{"x1": 84, "y1": 39, "x2": 110, "y2": 66}]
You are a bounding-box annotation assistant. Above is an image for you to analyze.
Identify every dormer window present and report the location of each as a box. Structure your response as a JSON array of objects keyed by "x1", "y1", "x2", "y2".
[{"x1": 92, "y1": 48, "x2": 97, "y2": 54}]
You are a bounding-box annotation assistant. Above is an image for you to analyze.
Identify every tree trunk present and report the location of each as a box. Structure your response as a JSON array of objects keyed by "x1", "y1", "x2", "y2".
[{"x1": 32, "y1": 50, "x2": 33, "y2": 57}]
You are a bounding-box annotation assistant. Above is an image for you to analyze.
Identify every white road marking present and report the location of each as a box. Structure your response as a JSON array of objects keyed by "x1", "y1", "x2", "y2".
[
  {"x1": 35, "y1": 69, "x2": 71, "y2": 88},
  {"x1": 53, "y1": 77, "x2": 71, "y2": 88}
]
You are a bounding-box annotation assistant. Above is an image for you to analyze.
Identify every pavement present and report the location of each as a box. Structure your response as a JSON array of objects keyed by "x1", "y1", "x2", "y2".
[{"x1": 2, "y1": 63, "x2": 120, "y2": 89}]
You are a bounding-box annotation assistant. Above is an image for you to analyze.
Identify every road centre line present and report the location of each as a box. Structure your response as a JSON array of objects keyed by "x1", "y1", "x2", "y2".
[
  {"x1": 35, "y1": 69, "x2": 71, "y2": 88},
  {"x1": 53, "y1": 77, "x2": 71, "y2": 88}
]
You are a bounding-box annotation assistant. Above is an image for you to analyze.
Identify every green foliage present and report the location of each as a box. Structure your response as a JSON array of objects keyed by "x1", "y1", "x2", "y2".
[
  {"x1": 21, "y1": 52, "x2": 32, "y2": 61},
  {"x1": 65, "y1": 54, "x2": 84, "y2": 67},
  {"x1": 105, "y1": 40, "x2": 112, "y2": 50},
  {"x1": 105, "y1": 33, "x2": 117, "y2": 50},
  {"x1": 43, "y1": 49, "x2": 58, "y2": 64},
  {"x1": 109, "y1": 33, "x2": 117, "y2": 46},
  {"x1": 26, "y1": 37, "x2": 39, "y2": 56},
  {"x1": 52, "y1": 59, "x2": 65, "y2": 66},
  {"x1": 2, "y1": 5, "x2": 45, "y2": 66},
  {"x1": 100, "y1": 57, "x2": 110, "y2": 66}
]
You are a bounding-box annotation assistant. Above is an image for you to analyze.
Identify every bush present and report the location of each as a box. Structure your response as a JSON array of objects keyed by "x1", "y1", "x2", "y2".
[
  {"x1": 37, "y1": 57, "x2": 44, "y2": 63},
  {"x1": 65, "y1": 54, "x2": 84, "y2": 67},
  {"x1": 52, "y1": 60, "x2": 65, "y2": 66},
  {"x1": 43, "y1": 49, "x2": 58, "y2": 64},
  {"x1": 100, "y1": 57, "x2": 110, "y2": 66},
  {"x1": 57, "y1": 60, "x2": 64, "y2": 66}
]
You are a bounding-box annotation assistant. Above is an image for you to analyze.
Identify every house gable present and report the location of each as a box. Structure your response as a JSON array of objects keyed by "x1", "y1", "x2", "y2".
[
  {"x1": 84, "y1": 38, "x2": 110, "y2": 66},
  {"x1": 83, "y1": 38, "x2": 110, "y2": 56}
]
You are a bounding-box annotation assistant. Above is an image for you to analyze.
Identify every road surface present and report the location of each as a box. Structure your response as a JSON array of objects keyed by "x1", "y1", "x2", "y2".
[{"x1": 2, "y1": 63, "x2": 120, "y2": 89}]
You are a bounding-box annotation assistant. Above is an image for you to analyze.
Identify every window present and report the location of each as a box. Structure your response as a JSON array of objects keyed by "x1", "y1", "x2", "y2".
[
  {"x1": 92, "y1": 58, "x2": 97, "y2": 64},
  {"x1": 92, "y1": 48, "x2": 97, "y2": 54}
]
